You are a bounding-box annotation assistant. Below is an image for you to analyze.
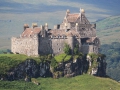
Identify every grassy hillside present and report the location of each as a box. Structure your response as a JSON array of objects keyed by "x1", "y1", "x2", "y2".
[
  {"x1": 97, "y1": 27, "x2": 120, "y2": 44},
  {"x1": 0, "y1": 54, "x2": 42, "y2": 74},
  {"x1": 96, "y1": 15, "x2": 120, "y2": 44},
  {"x1": 0, "y1": 75, "x2": 120, "y2": 90},
  {"x1": 96, "y1": 15, "x2": 120, "y2": 30}
]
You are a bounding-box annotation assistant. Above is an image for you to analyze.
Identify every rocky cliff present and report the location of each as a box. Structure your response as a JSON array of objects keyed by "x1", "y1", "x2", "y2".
[{"x1": 0, "y1": 54, "x2": 106, "y2": 81}]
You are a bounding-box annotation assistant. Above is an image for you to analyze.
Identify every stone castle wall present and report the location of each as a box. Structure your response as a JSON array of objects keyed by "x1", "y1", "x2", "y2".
[
  {"x1": 38, "y1": 37, "x2": 52, "y2": 54},
  {"x1": 81, "y1": 45, "x2": 98, "y2": 54},
  {"x1": 78, "y1": 24, "x2": 96, "y2": 38},
  {"x1": 50, "y1": 36, "x2": 73, "y2": 55},
  {"x1": 11, "y1": 35, "x2": 39, "y2": 56}
]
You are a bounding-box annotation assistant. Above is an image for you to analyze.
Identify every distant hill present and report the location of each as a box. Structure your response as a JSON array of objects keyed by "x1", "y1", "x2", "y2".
[
  {"x1": 96, "y1": 15, "x2": 120, "y2": 44},
  {"x1": 0, "y1": 75, "x2": 120, "y2": 90}
]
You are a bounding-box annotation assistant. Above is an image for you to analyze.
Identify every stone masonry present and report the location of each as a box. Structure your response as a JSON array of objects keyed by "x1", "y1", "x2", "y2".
[{"x1": 11, "y1": 8, "x2": 100, "y2": 56}]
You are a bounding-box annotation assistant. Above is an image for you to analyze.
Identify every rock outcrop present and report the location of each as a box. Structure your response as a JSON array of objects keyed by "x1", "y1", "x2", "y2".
[
  {"x1": 1, "y1": 54, "x2": 106, "y2": 81},
  {"x1": 6, "y1": 59, "x2": 51, "y2": 81}
]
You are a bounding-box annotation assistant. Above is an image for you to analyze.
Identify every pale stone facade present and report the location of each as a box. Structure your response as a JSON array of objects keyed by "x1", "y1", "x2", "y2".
[{"x1": 11, "y1": 8, "x2": 100, "y2": 56}]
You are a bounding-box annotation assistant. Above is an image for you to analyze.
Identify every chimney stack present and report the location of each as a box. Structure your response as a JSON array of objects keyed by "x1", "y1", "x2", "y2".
[
  {"x1": 32, "y1": 23, "x2": 38, "y2": 28},
  {"x1": 24, "y1": 24, "x2": 29, "y2": 31}
]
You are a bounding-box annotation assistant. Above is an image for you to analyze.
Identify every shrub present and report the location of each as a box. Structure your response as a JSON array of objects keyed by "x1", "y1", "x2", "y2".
[
  {"x1": 50, "y1": 58, "x2": 58, "y2": 70},
  {"x1": 63, "y1": 43, "x2": 71, "y2": 55},
  {"x1": 74, "y1": 44, "x2": 79, "y2": 55}
]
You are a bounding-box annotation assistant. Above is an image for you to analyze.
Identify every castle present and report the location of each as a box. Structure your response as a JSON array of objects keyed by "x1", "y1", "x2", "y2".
[{"x1": 11, "y1": 8, "x2": 100, "y2": 56}]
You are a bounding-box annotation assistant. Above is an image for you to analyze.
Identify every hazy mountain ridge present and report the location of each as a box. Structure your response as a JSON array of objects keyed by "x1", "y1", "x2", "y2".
[
  {"x1": 96, "y1": 15, "x2": 120, "y2": 30},
  {"x1": 96, "y1": 15, "x2": 120, "y2": 44}
]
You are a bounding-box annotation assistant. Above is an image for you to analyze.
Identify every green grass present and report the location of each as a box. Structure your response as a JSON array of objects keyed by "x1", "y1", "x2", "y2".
[
  {"x1": 0, "y1": 54, "x2": 28, "y2": 60},
  {"x1": 0, "y1": 54, "x2": 41, "y2": 74},
  {"x1": 0, "y1": 75, "x2": 120, "y2": 90},
  {"x1": 54, "y1": 53, "x2": 72, "y2": 63}
]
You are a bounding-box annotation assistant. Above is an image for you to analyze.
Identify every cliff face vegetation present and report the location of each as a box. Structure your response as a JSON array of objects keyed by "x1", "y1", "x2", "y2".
[{"x1": 0, "y1": 53, "x2": 106, "y2": 81}]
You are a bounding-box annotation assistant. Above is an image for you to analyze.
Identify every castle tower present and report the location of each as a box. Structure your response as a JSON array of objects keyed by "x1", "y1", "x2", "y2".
[
  {"x1": 80, "y1": 8, "x2": 85, "y2": 14},
  {"x1": 66, "y1": 9, "x2": 70, "y2": 16},
  {"x1": 41, "y1": 25, "x2": 46, "y2": 37}
]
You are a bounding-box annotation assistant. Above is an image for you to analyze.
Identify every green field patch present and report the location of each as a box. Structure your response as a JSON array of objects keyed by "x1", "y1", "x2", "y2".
[
  {"x1": 0, "y1": 54, "x2": 42, "y2": 74},
  {"x1": 54, "y1": 53, "x2": 72, "y2": 63},
  {"x1": 0, "y1": 75, "x2": 120, "y2": 90}
]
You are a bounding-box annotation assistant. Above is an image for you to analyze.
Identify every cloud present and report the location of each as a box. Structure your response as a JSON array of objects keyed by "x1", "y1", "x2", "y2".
[
  {"x1": 10, "y1": 0, "x2": 110, "y2": 14},
  {"x1": 0, "y1": 0, "x2": 112, "y2": 25}
]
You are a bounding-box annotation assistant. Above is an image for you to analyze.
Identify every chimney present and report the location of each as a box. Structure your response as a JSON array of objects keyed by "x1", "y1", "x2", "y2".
[
  {"x1": 32, "y1": 23, "x2": 38, "y2": 28},
  {"x1": 24, "y1": 24, "x2": 29, "y2": 31}
]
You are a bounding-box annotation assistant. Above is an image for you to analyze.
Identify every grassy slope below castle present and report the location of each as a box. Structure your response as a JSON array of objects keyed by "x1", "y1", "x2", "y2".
[{"x1": 0, "y1": 75, "x2": 120, "y2": 90}]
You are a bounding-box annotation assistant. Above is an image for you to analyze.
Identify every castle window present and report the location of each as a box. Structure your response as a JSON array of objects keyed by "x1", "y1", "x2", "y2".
[
  {"x1": 59, "y1": 48, "x2": 61, "y2": 51},
  {"x1": 82, "y1": 28, "x2": 85, "y2": 30}
]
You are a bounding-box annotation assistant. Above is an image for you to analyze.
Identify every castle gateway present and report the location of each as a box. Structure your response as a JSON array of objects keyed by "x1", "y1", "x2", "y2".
[{"x1": 11, "y1": 8, "x2": 100, "y2": 56}]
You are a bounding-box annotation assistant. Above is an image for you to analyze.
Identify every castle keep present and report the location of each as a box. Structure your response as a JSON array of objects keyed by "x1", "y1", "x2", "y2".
[{"x1": 11, "y1": 8, "x2": 100, "y2": 56}]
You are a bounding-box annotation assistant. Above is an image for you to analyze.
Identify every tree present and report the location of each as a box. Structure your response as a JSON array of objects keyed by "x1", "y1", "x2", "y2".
[
  {"x1": 74, "y1": 44, "x2": 79, "y2": 55},
  {"x1": 63, "y1": 43, "x2": 71, "y2": 55}
]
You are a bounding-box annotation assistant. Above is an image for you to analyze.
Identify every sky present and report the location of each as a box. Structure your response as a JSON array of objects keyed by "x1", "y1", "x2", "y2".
[
  {"x1": 0, "y1": 0, "x2": 120, "y2": 37},
  {"x1": 0, "y1": 0, "x2": 120, "y2": 21}
]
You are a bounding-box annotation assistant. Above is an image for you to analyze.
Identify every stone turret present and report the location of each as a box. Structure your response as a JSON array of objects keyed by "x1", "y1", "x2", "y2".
[
  {"x1": 80, "y1": 8, "x2": 85, "y2": 14},
  {"x1": 66, "y1": 9, "x2": 70, "y2": 16},
  {"x1": 41, "y1": 25, "x2": 47, "y2": 37},
  {"x1": 45, "y1": 23, "x2": 48, "y2": 31}
]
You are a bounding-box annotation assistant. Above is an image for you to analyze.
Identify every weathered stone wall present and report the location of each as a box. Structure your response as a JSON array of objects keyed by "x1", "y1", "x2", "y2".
[
  {"x1": 74, "y1": 37, "x2": 81, "y2": 52},
  {"x1": 11, "y1": 35, "x2": 39, "y2": 56},
  {"x1": 39, "y1": 37, "x2": 52, "y2": 54},
  {"x1": 38, "y1": 36, "x2": 83, "y2": 55},
  {"x1": 78, "y1": 25, "x2": 96, "y2": 38},
  {"x1": 60, "y1": 23, "x2": 71, "y2": 30},
  {"x1": 51, "y1": 38, "x2": 68, "y2": 54},
  {"x1": 80, "y1": 45, "x2": 98, "y2": 54}
]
